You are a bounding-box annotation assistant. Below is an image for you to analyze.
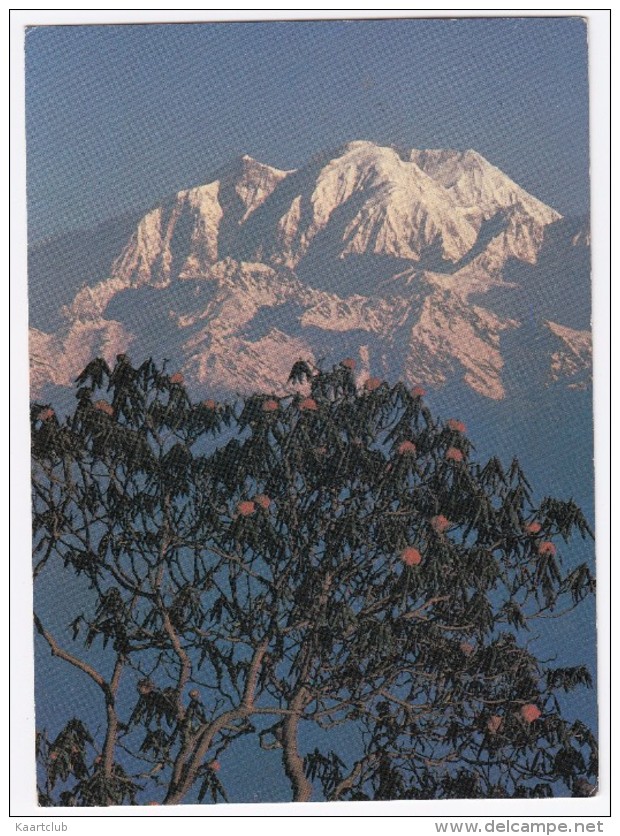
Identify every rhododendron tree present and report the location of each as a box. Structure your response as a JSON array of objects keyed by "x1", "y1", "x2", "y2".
[{"x1": 32, "y1": 356, "x2": 596, "y2": 806}]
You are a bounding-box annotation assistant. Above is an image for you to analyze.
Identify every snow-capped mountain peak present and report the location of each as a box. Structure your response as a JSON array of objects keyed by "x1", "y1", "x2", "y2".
[
  {"x1": 29, "y1": 141, "x2": 589, "y2": 404},
  {"x1": 409, "y1": 148, "x2": 561, "y2": 226}
]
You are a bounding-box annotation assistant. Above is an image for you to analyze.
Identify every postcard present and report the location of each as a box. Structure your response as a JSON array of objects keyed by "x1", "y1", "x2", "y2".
[{"x1": 18, "y1": 14, "x2": 604, "y2": 812}]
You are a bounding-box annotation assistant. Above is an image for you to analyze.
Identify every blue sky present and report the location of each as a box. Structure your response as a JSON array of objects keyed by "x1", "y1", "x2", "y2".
[{"x1": 25, "y1": 17, "x2": 590, "y2": 243}]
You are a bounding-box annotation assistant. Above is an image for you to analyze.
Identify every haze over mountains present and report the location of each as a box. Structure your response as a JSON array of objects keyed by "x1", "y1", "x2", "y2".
[{"x1": 29, "y1": 140, "x2": 591, "y2": 402}]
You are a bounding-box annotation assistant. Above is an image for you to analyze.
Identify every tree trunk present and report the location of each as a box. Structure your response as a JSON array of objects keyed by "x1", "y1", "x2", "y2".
[
  {"x1": 282, "y1": 687, "x2": 313, "y2": 802},
  {"x1": 102, "y1": 656, "x2": 124, "y2": 800}
]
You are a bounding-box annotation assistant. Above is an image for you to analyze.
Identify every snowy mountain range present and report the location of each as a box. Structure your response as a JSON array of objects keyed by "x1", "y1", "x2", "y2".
[{"x1": 29, "y1": 140, "x2": 592, "y2": 402}]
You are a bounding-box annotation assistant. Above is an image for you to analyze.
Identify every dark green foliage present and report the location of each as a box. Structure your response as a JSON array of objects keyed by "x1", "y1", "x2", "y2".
[{"x1": 32, "y1": 356, "x2": 597, "y2": 805}]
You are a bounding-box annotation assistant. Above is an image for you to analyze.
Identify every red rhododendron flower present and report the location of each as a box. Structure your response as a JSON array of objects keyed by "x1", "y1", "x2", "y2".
[
  {"x1": 364, "y1": 377, "x2": 382, "y2": 392},
  {"x1": 169, "y1": 372, "x2": 184, "y2": 384},
  {"x1": 397, "y1": 440, "x2": 417, "y2": 455},
  {"x1": 520, "y1": 704, "x2": 542, "y2": 723},
  {"x1": 538, "y1": 541, "x2": 556, "y2": 557},
  {"x1": 262, "y1": 399, "x2": 279, "y2": 412},
  {"x1": 447, "y1": 419, "x2": 467, "y2": 433},
  {"x1": 254, "y1": 494, "x2": 271, "y2": 510},
  {"x1": 299, "y1": 398, "x2": 318, "y2": 411},
  {"x1": 401, "y1": 547, "x2": 422, "y2": 567},
  {"x1": 39, "y1": 408, "x2": 55, "y2": 421},
  {"x1": 411, "y1": 385, "x2": 426, "y2": 397},
  {"x1": 203, "y1": 399, "x2": 217, "y2": 410},
  {"x1": 460, "y1": 642, "x2": 475, "y2": 656},
  {"x1": 525, "y1": 521, "x2": 542, "y2": 535},
  {"x1": 431, "y1": 514, "x2": 451, "y2": 533},
  {"x1": 341, "y1": 357, "x2": 356, "y2": 370},
  {"x1": 209, "y1": 760, "x2": 221, "y2": 772},
  {"x1": 446, "y1": 447, "x2": 464, "y2": 462},
  {"x1": 94, "y1": 400, "x2": 114, "y2": 416},
  {"x1": 487, "y1": 715, "x2": 503, "y2": 734},
  {"x1": 237, "y1": 501, "x2": 256, "y2": 517}
]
